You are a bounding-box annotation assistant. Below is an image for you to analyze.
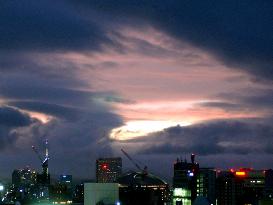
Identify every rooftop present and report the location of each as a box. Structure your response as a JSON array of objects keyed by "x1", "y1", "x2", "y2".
[{"x1": 118, "y1": 171, "x2": 168, "y2": 187}]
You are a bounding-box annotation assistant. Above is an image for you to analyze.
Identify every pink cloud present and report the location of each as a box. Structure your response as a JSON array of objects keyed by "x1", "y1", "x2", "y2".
[{"x1": 51, "y1": 26, "x2": 267, "y2": 131}]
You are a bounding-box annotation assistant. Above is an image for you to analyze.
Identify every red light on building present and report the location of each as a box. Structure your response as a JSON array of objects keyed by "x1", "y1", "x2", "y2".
[
  {"x1": 102, "y1": 163, "x2": 108, "y2": 170},
  {"x1": 235, "y1": 171, "x2": 246, "y2": 176}
]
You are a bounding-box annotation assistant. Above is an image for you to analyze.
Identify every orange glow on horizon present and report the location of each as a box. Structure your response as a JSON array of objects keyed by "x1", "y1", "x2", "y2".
[
  {"x1": 235, "y1": 171, "x2": 246, "y2": 176},
  {"x1": 110, "y1": 120, "x2": 191, "y2": 141}
]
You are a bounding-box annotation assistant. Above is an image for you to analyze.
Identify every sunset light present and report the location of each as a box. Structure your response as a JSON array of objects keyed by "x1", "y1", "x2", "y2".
[
  {"x1": 110, "y1": 120, "x2": 191, "y2": 140},
  {"x1": 27, "y1": 111, "x2": 53, "y2": 124}
]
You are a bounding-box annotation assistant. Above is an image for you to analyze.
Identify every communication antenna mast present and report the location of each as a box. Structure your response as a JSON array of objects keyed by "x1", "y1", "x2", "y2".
[{"x1": 32, "y1": 139, "x2": 50, "y2": 184}]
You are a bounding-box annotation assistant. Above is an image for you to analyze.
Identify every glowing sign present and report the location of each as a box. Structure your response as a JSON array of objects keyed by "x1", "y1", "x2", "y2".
[
  {"x1": 173, "y1": 188, "x2": 191, "y2": 197},
  {"x1": 235, "y1": 171, "x2": 246, "y2": 176},
  {"x1": 173, "y1": 188, "x2": 183, "y2": 197}
]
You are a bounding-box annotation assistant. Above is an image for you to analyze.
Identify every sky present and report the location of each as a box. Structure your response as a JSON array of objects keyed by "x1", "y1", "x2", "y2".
[{"x1": 0, "y1": 0, "x2": 272, "y2": 182}]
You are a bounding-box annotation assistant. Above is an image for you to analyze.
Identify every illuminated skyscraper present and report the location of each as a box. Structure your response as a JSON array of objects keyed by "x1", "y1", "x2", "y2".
[
  {"x1": 216, "y1": 168, "x2": 265, "y2": 205},
  {"x1": 173, "y1": 154, "x2": 199, "y2": 205},
  {"x1": 11, "y1": 167, "x2": 37, "y2": 201},
  {"x1": 12, "y1": 167, "x2": 37, "y2": 187},
  {"x1": 96, "y1": 157, "x2": 122, "y2": 183}
]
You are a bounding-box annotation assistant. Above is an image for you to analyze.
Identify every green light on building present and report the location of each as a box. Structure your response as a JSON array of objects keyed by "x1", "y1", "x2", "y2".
[{"x1": 173, "y1": 188, "x2": 191, "y2": 205}]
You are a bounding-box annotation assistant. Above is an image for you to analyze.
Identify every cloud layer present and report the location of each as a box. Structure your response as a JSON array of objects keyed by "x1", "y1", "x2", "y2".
[
  {"x1": 72, "y1": 0, "x2": 273, "y2": 80},
  {"x1": 136, "y1": 118, "x2": 273, "y2": 155}
]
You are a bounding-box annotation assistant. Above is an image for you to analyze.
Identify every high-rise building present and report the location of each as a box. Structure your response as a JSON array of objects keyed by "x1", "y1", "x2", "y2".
[
  {"x1": 73, "y1": 183, "x2": 84, "y2": 203},
  {"x1": 12, "y1": 167, "x2": 37, "y2": 187},
  {"x1": 60, "y1": 175, "x2": 72, "y2": 188},
  {"x1": 172, "y1": 154, "x2": 199, "y2": 205},
  {"x1": 51, "y1": 175, "x2": 73, "y2": 205},
  {"x1": 238, "y1": 169, "x2": 264, "y2": 204},
  {"x1": 96, "y1": 157, "x2": 122, "y2": 183},
  {"x1": 216, "y1": 168, "x2": 265, "y2": 205},
  {"x1": 11, "y1": 167, "x2": 38, "y2": 202},
  {"x1": 216, "y1": 170, "x2": 236, "y2": 205},
  {"x1": 197, "y1": 168, "x2": 216, "y2": 204},
  {"x1": 264, "y1": 169, "x2": 273, "y2": 200}
]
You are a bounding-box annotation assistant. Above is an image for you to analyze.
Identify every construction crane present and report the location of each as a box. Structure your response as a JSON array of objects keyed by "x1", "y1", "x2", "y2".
[
  {"x1": 121, "y1": 148, "x2": 148, "y2": 175},
  {"x1": 32, "y1": 139, "x2": 49, "y2": 184}
]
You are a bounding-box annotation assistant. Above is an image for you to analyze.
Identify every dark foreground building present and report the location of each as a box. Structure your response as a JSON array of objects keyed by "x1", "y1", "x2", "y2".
[
  {"x1": 118, "y1": 171, "x2": 170, "y2": 205},
  {"x1": 197, "y1": 168, "x2": 216, "y2": 204},
  {"x1": 216, "y1": 168, "x2": 269, "y2": 205}
]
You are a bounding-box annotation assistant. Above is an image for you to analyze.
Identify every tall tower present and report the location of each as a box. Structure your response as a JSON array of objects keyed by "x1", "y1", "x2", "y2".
[
  {"x1": 42, "y1": 139, "x2": 50, "y2": 185},
  {"x1": 173, "y1": 154, "x2": 199, "y2": 204},
  {"x1": 43, "y1": 139, "x2": 49, "y2": 176},
  {"x1": 32, "y1": 139, "x2": 50, "y2": 185}
]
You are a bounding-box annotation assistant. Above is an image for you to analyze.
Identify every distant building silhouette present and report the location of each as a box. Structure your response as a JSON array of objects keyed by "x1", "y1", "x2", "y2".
[
  {"x1": 73, "y1": 183, "x2": 84, "y2": 203},
  {"x1": 96, "y1": 157, "x2": 122, "y2": 183}
]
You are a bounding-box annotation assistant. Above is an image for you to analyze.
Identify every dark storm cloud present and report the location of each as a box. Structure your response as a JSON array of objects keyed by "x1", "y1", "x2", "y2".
[
  {"x1": 0, "y1": 106, "x2": 33, "y2": 127},
  {"x1": 10, "y1": 101, "x2": 81, "y2": 121},
  {"x1": 0, "y1": 65, "x2": 123, "y2": 164},
  {"x1": 209, "y1": 88, "x2": 273, "y2": 113},
  {"x1": 0, "y1": 89, "x2": 123, "y2": 178},
  {"x1": 0, "y1": 53, "x2": 79, "y2": 80},
  {"x1": 135, "y1": 119, "x2": 273, "y2": 156},
  {"x1": 1, "y1": 0, "x2": 271, "y2": 79},
  {"x1": 71, "y1": 0, "x2": 273, "y2": 80},
  {"x1": 0, "y1": 108, "x2": 121, "y2": 179},
  {"x1": 0, "y1": 0, "x2": 112, "y2": 52},
  {"x1": 0, "y1": 82, "x2": 131, "y2": 120},
  {"x1": 0, "y1": 58, "x2": 130, "y2": 110},
  {"x1": 239, "y1": 88, "x2": 273, "y2": 110},
  {"x1": 0, "y1": 83, "x2": 98, "y2": 109},
  {"x1": 0, "y1": 106, "x2": 36, "y2": 150},
  {"x1": 0, "y1": 5, "x2": 125, "y2": 176}
]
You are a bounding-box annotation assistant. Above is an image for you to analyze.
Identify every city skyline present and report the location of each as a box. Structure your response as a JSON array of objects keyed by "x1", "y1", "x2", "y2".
[{"x1": 0, "y1": 1, "x2": 272, "y2": 181}]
